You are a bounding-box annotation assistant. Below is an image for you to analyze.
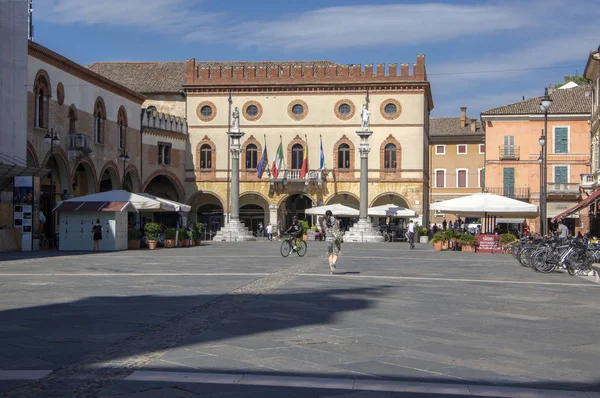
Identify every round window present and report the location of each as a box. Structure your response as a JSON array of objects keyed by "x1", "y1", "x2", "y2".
[
  {"x1": 246, "y1": 105, "x2": 258, "y2": 117},
  {"x1": 338, "y1": 103, "x2": 351, "y2": 116},
  {"x1": 201, "y1": 105, "x2": 213, "y2": 117},
  {"x1": 384, "y1": 103, "x2": 397, "y2": 115},
  {"x1": 292, "y1": 104, "x2": 304, "y2": 115}
]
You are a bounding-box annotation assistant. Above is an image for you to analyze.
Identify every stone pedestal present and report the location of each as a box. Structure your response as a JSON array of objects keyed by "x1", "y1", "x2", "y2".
[
  {"x1": 213, "y1": 219, "x2": 255, "y2": 242},
  {"x1": 344, "y1": 220, "x2": 384, "y2": 243}
]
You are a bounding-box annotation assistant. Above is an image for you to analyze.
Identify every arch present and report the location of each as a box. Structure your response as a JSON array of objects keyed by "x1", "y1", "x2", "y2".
[
  {"x1": 281, "y1": 193, "x2": 314, "y2": 228},
  {"x1": 98, "y1": 161, "x2": 121, "y2": 192},
  {"x1": 325, "y1": 191, "x2": 360, "y2": 207},
  {"x1": 189, "y1": 191, "x2": 225, "y2": 232},
  {"x1": 33, "y1": 69, "x2": 51, "y2": 129},
  {"x1": 195, "y1": 136, "x2": 216, "y2": 170},
  {"x1": 370, "y1": 192, "x2": 411, "y2": 208},
  {"x1": 141, "y1": 170, "x2": 185, "y2": 203},
  {"x1": 333, "y1": 135, "x2": 355, "y2": 171},
  {"x1": 187, "y1": 190, "x2": 226, "y2": 207},
  {"x1": 93, "y1": 96, "x2": 107, "y2": 144},
  {"x1": 240, "y1": 191, "x2": 271, "y2": 230},
  {"x1": 380, "y1": 134, "x2": 402, "y2": 171},
  {"x1": 72, "y1": 158, "x2": 98, "y2": 196},
  {"x1": 123, "y1": 164, "x2": 141, "y2": 193},
  {"x1": 67, "y1": 104, "x2": 78, "y2": 133},
  {"x1": 241, "y1": 135, "x2": 262, "y2": 170},
  {"x1": 26, "y1": 141, "x2": 39, "y2": 167},
  {"x1": 287, "y1": 135, "x2": 306, "y2": 170},
  {"x1": 42, "y1": 150, "x2": 70, "y2": 195}
]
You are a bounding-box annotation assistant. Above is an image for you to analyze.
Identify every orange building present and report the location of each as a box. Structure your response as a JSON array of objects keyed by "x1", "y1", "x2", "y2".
[
  {"x1": 429, "y1": 107, "x2": 485, "y2": 226},
  {"x1": 481, "y1": 85, "x2": 591, "y2": 234}
]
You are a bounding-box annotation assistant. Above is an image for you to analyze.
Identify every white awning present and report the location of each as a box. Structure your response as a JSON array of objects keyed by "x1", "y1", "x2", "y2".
[
  {"x1": 496, "y1": 218, "x2": 525, "y2": 224},
  {"x1": 54, "y1": 190, "x2": 191, "y2": 212},
  {"x1": 305, "y1": 204, "x2": 359, "y2": 217},
  {"x1": 429, "y1": 193, "x2": 538, "y2": 217}
]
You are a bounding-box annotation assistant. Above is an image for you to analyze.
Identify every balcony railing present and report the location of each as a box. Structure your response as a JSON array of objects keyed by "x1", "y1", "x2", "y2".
[
  {"x1": 270, "y1": 169, "x2": 328, "y2": 187},
  {"x1": 499, "y1": 146, "x2": 520, "y2": 160},
  {"x1": 68, "y1": 133, "x2": 92, "y2": 156},
  {"x1": 547, "y1": 182, "x2": 580, "y2": 195},
  {"x1": 580, "y1": 172, "x2": 600, "y2": 189},
  {"x1": 485, "y1": 187, "x2": 530, "y2": 200}
]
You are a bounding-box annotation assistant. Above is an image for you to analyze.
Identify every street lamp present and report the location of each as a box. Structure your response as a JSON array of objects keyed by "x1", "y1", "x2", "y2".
[
  {"x1": 43, "y1": 128, "x2": 60, "y2": 248},
  {"x1": 539, "y1": 88, "x2": 553, "y2": 236},
  {"x1": 118, "y1": 150, "x2": 130, "y2": 190}
]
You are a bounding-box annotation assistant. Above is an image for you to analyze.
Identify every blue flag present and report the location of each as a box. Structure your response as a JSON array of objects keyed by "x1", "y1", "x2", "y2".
[
  {"x1": 319, "y1": 137, "x2": 325, "y2": 169},
  {"x1": 257, "y1": 144, "x2": 268, "y2": 178}
]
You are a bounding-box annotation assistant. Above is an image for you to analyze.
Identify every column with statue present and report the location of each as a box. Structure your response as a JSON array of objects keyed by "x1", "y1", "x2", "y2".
[
  {"x1": 213, "y1": 107, "x2": 255, "y2": 241},
  {"x1": 343, "y1": 101, "x2": 384, "y2": 242}
]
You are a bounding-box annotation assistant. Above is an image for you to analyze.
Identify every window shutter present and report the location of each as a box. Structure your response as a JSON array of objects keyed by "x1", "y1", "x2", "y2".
[
  {"x1": 503, "y1": 168, "x2": 515, "y2": 197},
  {"x1": 594, "y1": 142, "x2": 600, "y2": 171},
  {"x1": 554, "y1": 128, "x2": 568, "y2": 153},
  {"x1": 503, "y1": 135, "x2": 515, "y2": 157},
  {"x1": 554, "y1": 166, "x2": 568, "y2": 184},
  {"x1": 436, "y1": 170, "x2": 444, "y2": 188},
  {"x1": 458, "y1": 170, "x2": 467, "y2": 188},
  {"x1": 479, "y1": 169, "x2": 484, "y2": 188}
]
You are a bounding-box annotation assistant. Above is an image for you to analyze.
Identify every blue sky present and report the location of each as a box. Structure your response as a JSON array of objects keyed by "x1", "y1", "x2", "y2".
[{"x1": 34, "y1": 0, "x2": 599, "y2": 117}]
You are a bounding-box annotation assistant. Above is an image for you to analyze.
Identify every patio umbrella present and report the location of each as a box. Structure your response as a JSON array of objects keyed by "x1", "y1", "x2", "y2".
[
  {"x1": 368, "y1": 204, "x2": 416, "y2": 217},
  {"x1": 429, "y1": 193, "x2": 538, "y2": 218},
  {"x1": 305, "y1": 203, "x2": 359, "y2": 217}
]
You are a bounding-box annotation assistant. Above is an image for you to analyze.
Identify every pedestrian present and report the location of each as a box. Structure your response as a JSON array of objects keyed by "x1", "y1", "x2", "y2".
[
  {"x1": 322, "y1": 210, "x2": 342, "y2": 274},
  {"x1": 407, "y1": 220, "x2": 415, "y2": 249},
  {"x1": 266, "y1": 223, "x2": 273, "y2": 241},
  {"x1": 92, "y1": 219, "x2": 103, "y2": 251},
  {"x1": 448, "y1": 220, "x2": 454, "y2": 231},
  {"x1": 432, "y1": 223, "x2": 439, "y2": 234},
  {"x1": 558, "y1": 220, "x2": 569, "y2": 239},
  {"x1": 258, "y1": 221, "x2": 263, "y2": 237},
  {"x1": 442, "y1": 219, "x2": 447, "y2": 231},
  {"x1": 476, "y1": 224, "x2": 481, "y2": 235}
]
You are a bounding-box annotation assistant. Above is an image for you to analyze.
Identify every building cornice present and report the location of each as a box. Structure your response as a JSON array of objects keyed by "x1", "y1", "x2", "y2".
[
  {"x1": 481, "y1": 114, "x2": 591, "y2": 122},
  {"x1": 143, "y1": 127, "x2": 187, "y2": 141},
  {"x1": 28, "y1": 41, "x2": 146, "y2": 104}
]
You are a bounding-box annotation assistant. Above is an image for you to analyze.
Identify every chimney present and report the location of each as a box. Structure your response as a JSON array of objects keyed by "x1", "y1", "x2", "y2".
[
  {"x1": 460, "y1": 106, "x2": 467, "y2": 128},
  {"x1": 470, "y1": 118, "x2": 477, "y2": 132}
]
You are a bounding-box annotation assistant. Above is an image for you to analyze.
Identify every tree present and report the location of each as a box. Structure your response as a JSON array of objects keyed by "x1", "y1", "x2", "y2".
[{"x1": 554, "y1": 74, "x2": 591, "y2": 88}]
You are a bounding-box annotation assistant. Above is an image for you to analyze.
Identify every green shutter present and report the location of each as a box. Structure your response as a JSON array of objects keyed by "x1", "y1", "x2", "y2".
[
  {"x1": 554, "y1": 166, "x2": 568, "y2": 184},
  {"x1": 503, "y1": 168, "x2": 515, "y2": 197},
  {"x1": 554, "y1": 128, "x2": 568, "y2": 154}
]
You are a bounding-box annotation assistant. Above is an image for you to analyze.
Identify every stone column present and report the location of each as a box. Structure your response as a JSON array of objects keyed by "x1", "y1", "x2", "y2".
[
  {"x1": 269, "y1": 204, "x2": 278, "y2": 228},
  {"x1": 342, "y1": 130, "x2": 383, "y2": 242},
  {"x1": 213, "y1": 130, "x2": 255, "y2": 241}
]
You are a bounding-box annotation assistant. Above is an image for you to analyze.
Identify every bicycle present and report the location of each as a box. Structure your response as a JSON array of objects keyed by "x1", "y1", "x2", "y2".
[{"x1": 280, "y1": 234, "x2": 307, "y2": 257}]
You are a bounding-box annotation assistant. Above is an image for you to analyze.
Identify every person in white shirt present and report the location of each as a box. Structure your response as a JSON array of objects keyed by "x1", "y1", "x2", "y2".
[
  {"x1": 266, "y1": 223, "x2": 273, "y2": 241},
  {"x1": 407, "y1": 220, "x2": 415, "y2": 249}
]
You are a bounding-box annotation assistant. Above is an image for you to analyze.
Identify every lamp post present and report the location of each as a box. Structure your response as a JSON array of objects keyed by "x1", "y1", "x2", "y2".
[
  {"x1": 539, "y1": 88, "x2": 553, "y2": 236},
  {"x1": 43, "y1": 128, "x2": 60, "y2": 248},
  {"x1": 118, "y1": 150, "x2": 130, "y2": 190}
]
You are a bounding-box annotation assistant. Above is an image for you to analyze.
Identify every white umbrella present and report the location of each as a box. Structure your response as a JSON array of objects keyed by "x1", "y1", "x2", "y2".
[
  {"x1": 368, "y1": 204, "x2": 416, "y2": 217},
  {"x1": 305, "y1": 204, "x2": 359, "y2": 217},
  {"x1": 429, "y1": 193, "x2": 538, "y2": 217},
  {"x1": 54, "y1": 190, "x2": 191, "y2": 212}
]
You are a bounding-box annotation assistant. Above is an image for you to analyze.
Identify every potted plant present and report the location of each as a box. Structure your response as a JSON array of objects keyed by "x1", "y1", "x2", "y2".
[
  {"x1": 128, "y1": 229, "x2": 142, "y2": 250},
  {"x1": 194, "y1": 222, "x2": 204, "y2": 245},
  {"x1": 178, "y1": 228, "x2": 187, "y2": 247},
  {"x1": 431, "y1": 232, "x2": 445, "y2": 251},
  {"x1": 500, "y1": 233, "x2": 517, "y2": 252},
  {"x1": 418, "y1": 225, "x2": 429, "y2": 244},
  {"x1": 300, "y1": 220, "x2": 309, "y2": 241},
  {"x1": 444, "y1": 229, "x2": 457, "y2": 250},
  {"x1": 460, "y1": 233, "x2": 478, "y2": 252},
  {"x1": 164, "y1": 228, "x2": 177, "y2": 248},
  {"x1": 144, "y1": 222, "x2": 161, "y2": 250},
  {"x1": 185, "y1": 228, "x2": 195, "y2": 247}
]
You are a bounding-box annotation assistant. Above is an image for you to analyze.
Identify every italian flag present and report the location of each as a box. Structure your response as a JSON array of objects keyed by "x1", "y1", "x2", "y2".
[
  {"x1": 271, "y1": 142, "x2": 284, "y2": 178},
  {"x1": 300, "y1": 142, "x2": 308, "y2": 179}
]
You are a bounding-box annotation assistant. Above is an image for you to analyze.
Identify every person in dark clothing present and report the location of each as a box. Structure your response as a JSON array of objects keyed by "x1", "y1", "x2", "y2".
[
  {"x1": 92, "y1": 219, "x2": 103, "y2": 251},
  {"x1": 285, "y1": 215, "x2": 303, "y2": 250}
]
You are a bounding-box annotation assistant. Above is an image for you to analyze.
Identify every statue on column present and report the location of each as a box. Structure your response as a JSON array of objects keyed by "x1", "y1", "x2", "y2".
[
  {"x1": 360, "y1": 103, "x2": 371, "y2": 131},
  {"x1": 231, "y1": 107, "x2": 240, "y2": 132}
]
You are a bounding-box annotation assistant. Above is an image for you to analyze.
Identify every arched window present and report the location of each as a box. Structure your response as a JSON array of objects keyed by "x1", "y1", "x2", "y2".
[
  {"x1": 246, "y1": 143, "x2": 258, "y2": 169},
  {"x1": 384, "y1": 143, "x2": 397, "y2": 169},
  {"x1": 117, "y1": 107, "x2": 127, "y2": 149},
  {"x1": 68, "y1": 106, "x2": 77, "y2": 134},
  {"x1": 34, "y1": 74, "x2": 50, "y2": 128},
  {"x1": 200, "y1": 144, "x2": 212, "y2": 169},
  {"x1": 292, "y1": 143, "x2": 304, "y2": 170},
  {"x1": 338, "y1": 143, "x2": 350, "y2": 169},
  {"x1": 93, "y1": 98, "x2": 106, "y2": 144}
]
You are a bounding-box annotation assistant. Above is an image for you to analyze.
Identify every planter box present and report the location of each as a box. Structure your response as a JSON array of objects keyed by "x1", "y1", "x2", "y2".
[
  {"x1": 419, "y1": 236, "x2": 429, "y2": 244},
  {"x1": 433, "y1": 241, "x2": 443, "y2": 251},
  {"x1": 183, "y1": 239, "x2": 191, "y2": 247},
  {"x1": 148, "y1": 240, "x2": 157, "y2": 250},
  {"x1": 128, "y1": 240, "x2": 140, "y2": 250},
  {"x1": 461, "y1": 244, "x2": 476, "y2": 253}
]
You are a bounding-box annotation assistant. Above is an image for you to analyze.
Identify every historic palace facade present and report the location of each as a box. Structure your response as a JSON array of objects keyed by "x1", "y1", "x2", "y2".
[{"x1": 89, "y1": 58, "x2": 433, "y2": 231}]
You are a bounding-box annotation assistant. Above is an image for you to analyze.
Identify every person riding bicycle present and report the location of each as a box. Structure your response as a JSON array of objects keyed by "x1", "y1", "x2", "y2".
[{"x1": 285, "y1": 215, "x2": 303, "y2": 250}]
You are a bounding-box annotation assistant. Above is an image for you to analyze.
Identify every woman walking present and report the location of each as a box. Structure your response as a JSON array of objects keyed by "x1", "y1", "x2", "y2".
[
  {"x1": 92, "y1": 219, "x2": 103, "y2": 251},
  {"x1": 322, "y1": 210, "x2": 342, "y2": 274}
]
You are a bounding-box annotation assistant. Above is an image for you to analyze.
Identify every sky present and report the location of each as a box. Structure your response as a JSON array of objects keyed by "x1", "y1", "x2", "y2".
[{"x1": 32, "y1": 0, "x2": 600, "y2": 118}]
